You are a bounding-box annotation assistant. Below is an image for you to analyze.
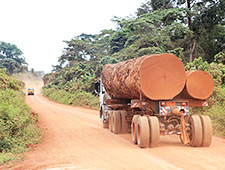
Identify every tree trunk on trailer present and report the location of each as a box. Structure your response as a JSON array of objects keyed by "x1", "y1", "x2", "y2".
[
  {"x1": 102, "y1": 53, "x2": 186, "y2": 100},
  {"x1": 178, "y1": 70, "x2": 214, "y2": 100}
]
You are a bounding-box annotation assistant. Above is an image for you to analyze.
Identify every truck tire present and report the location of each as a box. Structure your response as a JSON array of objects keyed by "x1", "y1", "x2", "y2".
[
  {"x1": 132, "y1": 115, "x2": 141, "y2": 144},
  {"x1": 148, "y1": 116, "x2": 160, "y2": 147},
  {"x1": 137, "y1": 116, "x2": 149, "y2": 148},
  {"x1": 113, "y1": 111, "x2": 121, "y2": 134},
  {"x1": 121, "y1": 110, "x2": 129, "y2": 133},
  {"x1": 200, "y1": 115, "x2": 212, "y2": 147},
  {"x1": 100, "y1": 108, "x2": 103, "y2": 119},
  {"x1": 179, "y1": 134, "x2": 184, "y2": 144},
  {"x1": 103, "y1": 121, "x2": 109, "y2": 129},
  {"x1": 101, "y1": 108, "x2": 109, "y2": 129},
  {"x1": 189, "y1": 115, "x2": 203, "y2": 147},
  {"x1": 108, "y1": 111, "x2": 113, "y2": 132}
]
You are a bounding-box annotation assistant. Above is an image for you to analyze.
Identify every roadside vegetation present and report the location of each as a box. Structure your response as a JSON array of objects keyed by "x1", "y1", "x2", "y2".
[
  {"x1": 0, "y1": 44, "x2": 42, "y2": 165},
  {"x1": 187, "y1": 55, "x2": 225, "y2": 137},
  {"x1": 43, "y1": 0, "x2": 225, "y2": 137},
  {"x1": 43, "y1": 88, "x2": 98, "y2": 109}
]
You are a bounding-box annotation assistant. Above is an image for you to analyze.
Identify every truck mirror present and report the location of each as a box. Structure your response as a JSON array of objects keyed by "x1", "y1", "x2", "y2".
[{"x1": 94, "y1": 81, "x2": 100, "y2": 95}]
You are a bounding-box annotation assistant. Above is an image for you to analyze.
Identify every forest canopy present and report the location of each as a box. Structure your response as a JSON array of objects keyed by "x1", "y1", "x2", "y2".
[
  {"x1": 44, "y1": 0, "x2": 224, "y2": 94},
  {"x1": 0, "y1": 41, "x2": 28, "y2": 74}
]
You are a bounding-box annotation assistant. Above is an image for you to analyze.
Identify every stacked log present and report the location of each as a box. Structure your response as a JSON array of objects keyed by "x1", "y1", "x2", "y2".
[
  {"x1": 179, "y1": 70, "x2": 214, "y2": 99},
  {"x1": 102, "y1": 53, "x2": 186, "y2": 100}
]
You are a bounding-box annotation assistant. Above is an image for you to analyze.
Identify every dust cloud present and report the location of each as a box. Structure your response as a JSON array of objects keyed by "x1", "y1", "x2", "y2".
[{"x1": 14, "y1": 74, "x2": 44, "y2": 95}]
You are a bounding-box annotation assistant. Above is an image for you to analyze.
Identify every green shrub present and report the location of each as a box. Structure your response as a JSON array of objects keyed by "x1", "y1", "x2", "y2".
[
  {"x1": 186, "y1": 56, "x2": 225, "y2": 137},
  {"x1": 190, "y1": 86, "x2": 225, "y2": 137},
  {"x1": 42, "y1": 87, "x2": 99, "y2": 109},
  {"x1": 185, "y1": 57, "x2": 225, "y2": 86},
  {"x1": 208, "y1": 102, "x2": 225, "y2": 137},
  {"x1": 0, "y1": 69, "x2": 42, "y2": 165},
  {"x1": 191, "y1": 101, "x2": 225, "y2": 137},
  {"x1": 0, "y1": 69, "x2": 21, "y2": 90},
  {"x1": 0, "y1": 89, "x2": 42, "y2": 156},
  {"x1": 0, "y1": 153, "x2": 17, "y2": 165}
]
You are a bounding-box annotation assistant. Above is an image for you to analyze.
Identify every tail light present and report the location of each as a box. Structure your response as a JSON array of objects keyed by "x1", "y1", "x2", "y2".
[{"x1": 161, "y1": 102, "x2": 166, "y2": 106}]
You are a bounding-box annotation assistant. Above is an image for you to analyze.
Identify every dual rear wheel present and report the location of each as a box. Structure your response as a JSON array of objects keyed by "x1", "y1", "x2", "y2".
[
  {"x1": 107, "y1": 111, "x2": 212, "y2": 148},
  {"x1": 188, "y1": 115, "x2": 212, "y2": 147},
  {"x1": 132, "y1": 114, "x2": 212, "y2": 148},
  {"x1": 132, "y1": 116, "x2": 160, "y2": 148},
  {"x1": 108, "y1": 110, "x2": 129, "y2": 134}
]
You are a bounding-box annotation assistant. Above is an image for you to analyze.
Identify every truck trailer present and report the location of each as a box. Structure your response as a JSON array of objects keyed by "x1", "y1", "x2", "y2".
[{"x1": 96, "y1": 53, "x2": 214, "y2": 148}]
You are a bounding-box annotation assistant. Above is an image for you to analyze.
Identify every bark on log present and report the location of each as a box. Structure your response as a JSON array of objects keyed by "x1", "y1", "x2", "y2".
[
  {"x1": 102, "y1": 53, "x2": 186, "y2": 100},
  {"x1": 179, "y1": 71, "x2": 214, "y2": 99}
]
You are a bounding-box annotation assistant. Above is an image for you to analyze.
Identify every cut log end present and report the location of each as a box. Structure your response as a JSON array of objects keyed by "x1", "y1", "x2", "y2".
[
  {"x1": 186, "y1": 70, "x2": 214, "y2": 99},
  {"x1": 139, "y1": 53, "x2": 186, "y2": 100}
]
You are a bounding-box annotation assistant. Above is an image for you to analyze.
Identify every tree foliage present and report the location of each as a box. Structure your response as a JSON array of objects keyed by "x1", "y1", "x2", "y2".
[
  {"x1": 0, "y1": 41, "x2": 28, "y2": 74},
  {"x1": 44, "y1": 0, "x2": 224, "y2": 104}
]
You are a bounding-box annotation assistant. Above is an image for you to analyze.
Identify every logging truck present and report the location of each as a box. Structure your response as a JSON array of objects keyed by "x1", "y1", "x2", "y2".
[{"x1": 96, "y1": 53, "x2": 214, "y2": 148}]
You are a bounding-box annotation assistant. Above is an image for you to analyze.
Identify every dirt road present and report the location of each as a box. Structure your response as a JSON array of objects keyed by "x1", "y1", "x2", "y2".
[{"x1": 1, "y1": 86, "x2": 225, "y2": 170}]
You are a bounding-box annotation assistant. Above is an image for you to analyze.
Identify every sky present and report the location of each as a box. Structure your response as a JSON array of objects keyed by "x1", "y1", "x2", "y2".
[{"x1": 0, "y1": 0, "x2": 146, "y2": 73}]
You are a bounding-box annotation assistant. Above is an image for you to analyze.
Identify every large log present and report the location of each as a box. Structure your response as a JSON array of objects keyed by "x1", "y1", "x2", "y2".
[
  {"x1": 179, "y1": 70, "x2": 214, "y2": 99},
  {"x1": 102, "y1": 53, "x2": 186, "y2": 100}
]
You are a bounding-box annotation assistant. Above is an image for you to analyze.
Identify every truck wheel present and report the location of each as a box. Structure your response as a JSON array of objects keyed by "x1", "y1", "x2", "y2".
[
  {"x1": 108, "y1": 111, "x2": 113, "y2": 132},
  {"x1": 189, "y1": 115, "x2": 203, "y2": 147},
  {"x1": 200, "y1": 115, "x2": 212, "y2": 147},
  {"x1": 113, "y1": 111, "x2": 121, "y2": 134},
  {"x1": 148, "y1": 116, "x2": 160, "y2": 147},
  {"x1": 179, "y1": 134, "x2": 184, "y2": 144},
  {"x1": 103, "y1": 121, "x2": 109, "y2": 129},
  {"x1": 101, "y1": 108, "x2": 109, "y2": 129},
  {"x1": 100, "y1": 108, "x2": 103, "y2": 119},
  {"x1": 132, "y1": 115, "x2": 141, "y2": 144},
  {"x1": 121, "y1": 110, "x2": 128, "y2": 133},
  {"x1": 102, "y1": 113, "x2": 109, "y2": 129},
  {"x1": 137, "y1": 116, "x2": 149, "y2": 148}
]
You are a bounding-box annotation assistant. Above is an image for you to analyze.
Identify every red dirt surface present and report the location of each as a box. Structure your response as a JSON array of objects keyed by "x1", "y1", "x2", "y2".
[{"x1": 1, "y1": 85, "x2": 225, "y2": 170}]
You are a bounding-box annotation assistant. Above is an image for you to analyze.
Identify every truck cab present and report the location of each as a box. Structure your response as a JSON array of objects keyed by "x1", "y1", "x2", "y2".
[
  {"x1": 28, "y1": 88, "x2": 34, "y2": 95},
  {"x1": 95, "y1": 77, "x2": 110, "y2": 126}
]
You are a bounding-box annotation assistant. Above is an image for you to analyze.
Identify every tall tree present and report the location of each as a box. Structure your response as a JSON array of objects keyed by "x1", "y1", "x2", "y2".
[
  {"x1": 0, "y1": 58, "x2": 27, "y2": 74},
  {"x1": 186, "y1": 0, "x2": 195, "y2": 62},
  {"x1": 191, "y1": 0, "x2": 225, "y2": 62},
  {"x1": 136, "y1": 0, "x2": 225, "y2": 62},
  {"x1": 0, "y1": 41, "x2": 28, "y2": 74},
  {"x1": 0, "y1": 41, "x2": 26, "y2": 65},
  {"x1": 137, "y1": 0, "x2": 173, "y2": 16}
]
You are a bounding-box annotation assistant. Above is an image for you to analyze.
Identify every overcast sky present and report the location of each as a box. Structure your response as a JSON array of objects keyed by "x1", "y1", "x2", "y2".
[{"x1": 0, "y1": 0, "x2": 146, "y2": 73}]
